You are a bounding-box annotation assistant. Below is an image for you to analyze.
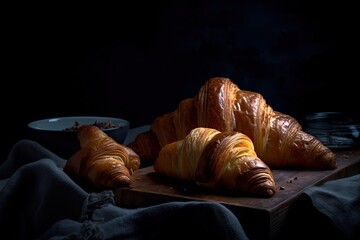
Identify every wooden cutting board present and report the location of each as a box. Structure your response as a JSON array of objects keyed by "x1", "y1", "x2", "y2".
[{"x1": 114, "y1": 149, "x2": 360, "y2": 240}]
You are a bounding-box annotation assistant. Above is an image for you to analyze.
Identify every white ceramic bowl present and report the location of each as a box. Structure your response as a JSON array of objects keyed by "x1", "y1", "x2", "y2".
[{"x1": 27, "y1": 116, "x2": 130, "y2": 159}]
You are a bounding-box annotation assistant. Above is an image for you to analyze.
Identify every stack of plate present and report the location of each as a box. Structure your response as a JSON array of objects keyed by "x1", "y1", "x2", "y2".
[{"x1": 303, "y1": 112, "x2": 360, "y2": 150}]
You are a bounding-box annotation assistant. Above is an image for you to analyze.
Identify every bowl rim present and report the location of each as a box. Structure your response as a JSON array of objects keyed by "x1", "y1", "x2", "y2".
[{"x1": 27, "y1": 116, "x2": 129, "y2": 132}]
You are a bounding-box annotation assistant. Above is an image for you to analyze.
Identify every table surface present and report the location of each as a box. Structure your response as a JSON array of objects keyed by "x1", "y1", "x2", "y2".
[{"x1": 115, "y1": 148, "x2": 360, "y2": 240}]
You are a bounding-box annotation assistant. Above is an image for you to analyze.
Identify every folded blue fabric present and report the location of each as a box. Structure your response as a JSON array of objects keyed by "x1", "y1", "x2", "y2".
[
  {"x1": 303, "y1": 174, "x2": 360, "y2": 240},
  {"x1": 279, "y1": 171, "x2": 360, "y2": 240},
  {"x1": 0, "y1": 139, "x2": 249, "y2": 240}
]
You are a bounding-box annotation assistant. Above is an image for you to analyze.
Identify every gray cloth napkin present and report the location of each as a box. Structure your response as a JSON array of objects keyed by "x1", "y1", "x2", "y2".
[
  {"x1": 304, "y1": 173, "x2": 360, "y2": 240},
  {"x1": 279, "y1": 171, "x2": 360, "y2": 240},
  {"x1": 0, "y1": 139, "x2": 249, "y2": 240}
]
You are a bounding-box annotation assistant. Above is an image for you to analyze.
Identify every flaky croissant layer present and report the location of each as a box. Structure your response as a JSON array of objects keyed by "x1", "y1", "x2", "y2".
[
  {"x1": 64, "y1": 125, "x2": 141, "y2": 189},
  {"x1": 129, "y1": 77, "x2": 337, "y2": 170},
  {"x1": 154, "y1": 127, "x2": 277, "y2": 197}
]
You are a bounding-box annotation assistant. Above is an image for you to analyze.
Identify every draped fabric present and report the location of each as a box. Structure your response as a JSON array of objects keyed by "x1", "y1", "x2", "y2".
[{"x1": 0, "y1": 139, "x2": 249, "y2": 240}]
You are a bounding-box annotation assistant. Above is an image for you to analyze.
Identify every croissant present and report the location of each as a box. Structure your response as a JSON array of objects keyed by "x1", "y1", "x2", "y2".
[
  {"x1": 129, "y1": 77, "x2": 337, "y2": 170},
  {"x1": 63, "y1": 125, "x2": 141, "y2": 189},
  {"x1": 154, "y1": 127, "x2": 277, "y2": 197}
]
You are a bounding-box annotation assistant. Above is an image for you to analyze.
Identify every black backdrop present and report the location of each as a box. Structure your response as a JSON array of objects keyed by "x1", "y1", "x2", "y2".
[{"x1": 2, "y1": 1, "x2": 358, "y2": 161}]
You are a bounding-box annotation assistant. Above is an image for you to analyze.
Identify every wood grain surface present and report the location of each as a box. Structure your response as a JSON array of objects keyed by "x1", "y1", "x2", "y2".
[{"x1": 114, "y1": 149, "x2": 360, "y2": 240}]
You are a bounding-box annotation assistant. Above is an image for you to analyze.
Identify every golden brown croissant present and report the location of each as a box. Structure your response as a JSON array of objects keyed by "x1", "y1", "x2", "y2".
[
  {"x1": 64, "y1": 125, "x2": 141, "y2": 189},
  {"x1": 129, "y1": 77, "x2": 337, "y2": 170},
  {"x1": 154, "y1": 127, "x2": 277, "y2": 197}
]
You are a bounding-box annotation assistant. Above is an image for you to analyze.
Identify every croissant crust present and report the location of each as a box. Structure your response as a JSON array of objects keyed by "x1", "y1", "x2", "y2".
[
  {"x1": 154, "y1": 127, "x2": 277, "y2": 197},
  {"x1": 129, "y1": 77, "x2": 337, "y2": 170},
  {"x1": 64, "y1": 125, "x2": 140, "y2": 189}
]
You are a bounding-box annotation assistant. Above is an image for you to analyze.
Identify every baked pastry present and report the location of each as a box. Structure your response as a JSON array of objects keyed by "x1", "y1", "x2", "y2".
[
  {"x1": 129, "y1": 77, "x2": 337, "y2": 170},
  {"x1": 64, "y1": 125, "x2": 140, "y2": 189},
  {"x1": 154, "y1": 127, "x2": 276, "y2": 197}
]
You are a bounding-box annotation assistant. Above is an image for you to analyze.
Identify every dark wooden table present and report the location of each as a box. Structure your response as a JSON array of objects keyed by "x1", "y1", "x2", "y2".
[{"x1": 114, "y1": 149, "x2": 360, "y2": 240}]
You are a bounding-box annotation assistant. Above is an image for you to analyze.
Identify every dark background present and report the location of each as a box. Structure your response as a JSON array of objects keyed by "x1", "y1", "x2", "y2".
[{"x1": 1, "y1": 1, "x2": 358, "y2": 161}]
